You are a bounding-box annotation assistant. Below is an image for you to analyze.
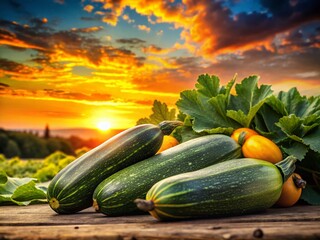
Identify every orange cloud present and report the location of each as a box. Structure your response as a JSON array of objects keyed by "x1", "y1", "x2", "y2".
[
  {"x1": 84, "y1": 4, "x2": 94, "y2": 13},
  {"x1": 137, "y1": 24, "x2": 150, "y2": 32},
  {"x1": 0, "y1": 28, "x2": 46, "y2": 51},
  {"x1": 70, "y1": 26, "x2": 103, "y2": 33},
  {"x1": 96, "y1": 0, "x2": 320, "y2": 58},
  {"x1": 142, "y1": 44, "x2": 171, "y2": 54},
  {"x1": 0, "y1": 86, "x2": 114, "y2": 104},
  {"x1": 98, "y1": 0, "x2": 187, "y2": 27},
  {"x1": 122, "y1": 14, "x2": 134, "y2": 23}
]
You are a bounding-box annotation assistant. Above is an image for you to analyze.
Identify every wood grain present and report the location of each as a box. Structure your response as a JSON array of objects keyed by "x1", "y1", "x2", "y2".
[{"x1": 0, "y1": 204, "x2": 319, "y2": 239}]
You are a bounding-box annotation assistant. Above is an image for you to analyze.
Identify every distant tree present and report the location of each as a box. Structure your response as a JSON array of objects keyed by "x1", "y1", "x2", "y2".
[
  {"x1": 44, "y1": 124, "x2": 50, "y2": 139},
  {"x1": 68, "y1": 135, "x2": 85, "y2": 150},
  {"x1": 0, "y1": 133, "x2": 9, "y2": 152},
  {"x1": 21, "y1": 137, "x2": 49, "y2": 158},
  {"x1": 3, "y1": 139, "x2": 21, "y2": 158},
  {"x1": 46, "y1": 138, "x2": 62, "y2": 153},
  {"x1": 57, "y1": 138, "x2": 75, "y2": 155},
  {"x1": 46, "y1": 138, "x2": 74, "y2": 156},
  {"x1": 0, "y1": 128, "x2": 82, "y2": 158}
]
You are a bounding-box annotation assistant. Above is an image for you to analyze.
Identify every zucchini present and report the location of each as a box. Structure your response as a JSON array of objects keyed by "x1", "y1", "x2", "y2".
[
  {"x1": 135, "y1": 156, "x2": 296, "y2": 221},
  {"x1": 158, "y1": 120, "x2": 183, "y2": 135},
  {"x1": 93, "y1": 134, "x2": 241, "y2": 216},
  {"x1": 47, "y1": 124, "x2": 163, "y2": 214}
]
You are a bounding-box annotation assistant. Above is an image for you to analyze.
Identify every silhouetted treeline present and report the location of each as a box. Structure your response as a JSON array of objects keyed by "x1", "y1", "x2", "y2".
[{"x1": 0, "y1": 128, "x2": 106, "y2": 159}]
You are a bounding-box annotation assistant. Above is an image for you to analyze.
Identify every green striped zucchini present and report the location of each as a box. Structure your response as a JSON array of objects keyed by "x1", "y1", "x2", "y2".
[
  {"x1": 135, "y1": 156, "x2": 296, "y2": 221},
  {"x1": 158, "y1": 120, "x2": 183, "y2": 135},
  {"x1": 93, "y1": 134, "x2": 242, "y2": 216},
  {"x1": 47, "y1": 124, "x2": 163, "y2": 214}
]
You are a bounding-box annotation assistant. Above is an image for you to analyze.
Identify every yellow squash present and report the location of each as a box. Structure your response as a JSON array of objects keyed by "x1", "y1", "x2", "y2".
[
  {"x1": 157, "y1": 135, "x2": 179, "y2": 153},
  {"x1": 242, "y1": 135, "x2": 282, "y2": 164},
  {"x1": 276, "y1": 173, "x2": 306, "y2": 207},
  {"x1": 231, "y1": 128, "x2": 258, "y2": 143}
]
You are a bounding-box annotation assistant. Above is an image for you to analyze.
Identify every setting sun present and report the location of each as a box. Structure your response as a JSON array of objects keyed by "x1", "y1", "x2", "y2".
[{"x1": 97, "y1": 121, "x2": 111, "y2": 131}]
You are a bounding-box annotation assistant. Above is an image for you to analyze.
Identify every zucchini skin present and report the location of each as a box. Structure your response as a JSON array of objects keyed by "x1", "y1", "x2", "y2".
[
  {"x1": 143, "y1": 158, "x2": 290, "y2": 221},
  {"x1": 158, "y1": 120, "x2": 183, "y2": 135},
  {"x1": 47, "y1": 124, "x2": 163, "y2": 214},
  {"x1": 93, "y1": 134, "x2": 241, "y2": 216}
]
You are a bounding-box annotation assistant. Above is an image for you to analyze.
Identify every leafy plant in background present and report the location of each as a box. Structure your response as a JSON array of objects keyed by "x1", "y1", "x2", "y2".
[
  {"x1": 136, "y1": 100, "x2": 177, "y2": 125},
  {"x1": 174, "y1": 74, "x2": 320, "y2": 205},
  {"x1": 255, "y1": 88, "x2": 320, "y2": 204},
  {"x1": 0, "y1": 151, "x2": 79, "y2": 182},
  {"x1": 176, "y1": 74, "x2": 274, "y2": 134},
  {"x1": 0, "y1": 170, "x2": 47, "y2": 206},
  {"x1": 0, "y1": 150, "x2": 83, "y2": 205}
]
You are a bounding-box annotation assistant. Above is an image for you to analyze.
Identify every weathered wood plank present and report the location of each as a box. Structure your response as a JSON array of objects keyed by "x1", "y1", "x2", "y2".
[
  {"x1": 0, "y1": 204, "x2": 319, "y2": 240},
  {"x1": 1, "y1": 221, "x2": 320, "y2": 240},
  {"x1": 1, "y1": 204, "x2": 320, "y2": 225}
]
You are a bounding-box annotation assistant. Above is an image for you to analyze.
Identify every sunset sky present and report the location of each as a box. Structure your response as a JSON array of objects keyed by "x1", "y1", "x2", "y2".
[{"x1": 0, "y1": 0, "x2": 319, "y2": 131}]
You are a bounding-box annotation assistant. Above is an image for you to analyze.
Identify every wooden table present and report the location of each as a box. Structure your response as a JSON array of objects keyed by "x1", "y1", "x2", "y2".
[{"x1": 0, "y1": 204, "x2": 319, "y2": 239}]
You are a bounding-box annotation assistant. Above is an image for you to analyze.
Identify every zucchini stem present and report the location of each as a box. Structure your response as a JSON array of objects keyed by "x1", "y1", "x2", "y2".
[
  {"x1": 275, "y1": 155, "x2": 297, "y2": 183},
  {"x1": 49, "y1": 198, "x2": 60, "y2": 210},
  {"x1": 134, "y1": 199, "x2": 155, "y2": 212},
  {"x1": 293, "y1": 175, "x2": 306, "y2": 189},
  {"x1": 238, "y1": 131, "x2": 247, "y2": 145},
  {"x1": 93, "y1": 199, "x2": 100, "y2": 212}
]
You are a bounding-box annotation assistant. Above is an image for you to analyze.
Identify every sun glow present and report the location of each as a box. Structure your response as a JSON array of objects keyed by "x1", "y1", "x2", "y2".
[{"x1": 97, "y1": 121, "x2": 111, "y2": 131}]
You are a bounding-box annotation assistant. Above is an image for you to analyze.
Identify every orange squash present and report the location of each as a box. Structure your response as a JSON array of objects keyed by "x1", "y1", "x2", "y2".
[
  {"x1": 157, "y1": 135, "x2": 179, "y2": 153},
  {"x1": 231, "y1": 128, "x2": 258, "y2": 144},
  {"x1": 242, "y1": 135, "x2": 282, "y2": 163},
  {"x1": 276, "y1": 173, "x2": 306, "y2": 207}
]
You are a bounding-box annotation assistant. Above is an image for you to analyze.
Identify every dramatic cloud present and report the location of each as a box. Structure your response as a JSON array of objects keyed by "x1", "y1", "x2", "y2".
[
  {"x1": 0, "y1": 86, "x2": 113, "y2": 103},
  {"x1": 98, "y1": 0, "x2": 185, "y2": 27},
  {"x1": 97, "y1": 0, "x2": 320, "y2": 57},
  {"x1": 43, "y1": 89, "x2": 113, "y2": 102},
  {"x1": 0, "y1": 19, "x2": 145, "y2": 67}
]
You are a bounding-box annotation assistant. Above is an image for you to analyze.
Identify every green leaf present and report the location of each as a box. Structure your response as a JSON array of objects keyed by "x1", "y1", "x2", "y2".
[
  {"x1": 0, "y1": 171, "x2": 47, "y2": 206},
  {"x1": 227, "y1": 110, "x2": 248, "y2": 128},
  {"x1": 136, "y1": 100, "x2": 176, "y2": 125},
  {"x1": 278, "y1": 87, "x2": 320, "y2": 118},
  {"x1": 171, "y1": 125, "x2": 206, "y2": 143},
  {"x1": 177, "y1": 91, "x2": 217, "y2": 132},
  {"x1": 176, "y1": 74, "x2": 239, "y2": 134},
  {"x1": 177, "y1": 111, "x2": 187, "y2": 122},
  {"x1": 196, "y1": 74, "x2": 221, "y2": 97},
  {"x1": 0, "y1": 170, "x2": 7, "y2": 184},
  {"x1": 12, "y1": 181, "x2": 47, "y2": 203},
  {"x1": 276, "y1": 115, "x2": 320, "y2": 142},
  {"x1": 281, "y1": 142, "x2": 308, "y2": 161},
  {"x1": 265, "y1": 95, "x2": 288, "y2": 116},
  {"x1": 296, "y1": 149, "x2": 320, "y2": 196},
  {"x1": 303, "y1": 126, "x2": 320, "y2": 153},
  {"x1": 254, "y1": 103, "x2": 287, "y2": 143},
  {"x1": 303, "y1": 114, "x2": 320, "y2": 126},
  {"x1": 150, "y1": 100, "x2": 176, "y2": 123},
  {"x1": 276, "y1": 114, "x2": 302, "y2": 139},
  {"x1": 227, "y1": 76, "x2": 273, "y2": 127},
  {"x1": 301, "y1": 186, "x2": 320, "y2": 205}
]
